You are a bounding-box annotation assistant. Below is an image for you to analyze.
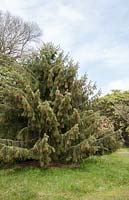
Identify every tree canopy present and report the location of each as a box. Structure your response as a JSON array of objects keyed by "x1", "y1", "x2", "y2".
[
  {"x1": 95, "y1": 90, "x2": 129, "y2": 146},
  {"x1": 0, "y1": 44, "x2": 122, "y2": 167}
]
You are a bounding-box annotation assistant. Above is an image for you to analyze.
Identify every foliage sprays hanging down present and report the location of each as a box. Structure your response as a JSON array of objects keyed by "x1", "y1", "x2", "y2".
[{"x1": 0, "y1": 44, "x2": 122, "y2": 167}]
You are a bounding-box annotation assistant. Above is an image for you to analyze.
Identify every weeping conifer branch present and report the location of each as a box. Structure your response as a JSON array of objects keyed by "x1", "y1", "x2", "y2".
[{"x1": 0, "y1": 43, "x2": 123, "y2": 167}]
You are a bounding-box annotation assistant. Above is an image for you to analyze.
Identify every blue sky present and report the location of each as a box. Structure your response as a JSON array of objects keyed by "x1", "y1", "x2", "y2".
[{"x1": 0, "y1": 0, "x2": 129, "y2": 94}]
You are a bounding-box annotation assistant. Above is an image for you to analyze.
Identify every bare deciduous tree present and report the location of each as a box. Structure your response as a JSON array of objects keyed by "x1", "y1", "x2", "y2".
[{"x1": 0, "y1": 10, "x2": 42, "y2": 58}]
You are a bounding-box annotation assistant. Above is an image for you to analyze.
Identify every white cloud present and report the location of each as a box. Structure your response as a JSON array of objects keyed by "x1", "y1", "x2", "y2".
[
  {"x1": 102, "y1": 79, "x2": 129, "y2": 95},
  {"x1": 103, "y1": 46, "x2": 129, "y2": 67},
  {"x1": 0, "y1": 0, "x2": 23, "y2": 16},
  {"x1": 0, "y1": 0, "x2": 129, "y2": 93},
  {"x1": 58, "y1": 4, "x2": 85, "y2": 22}
]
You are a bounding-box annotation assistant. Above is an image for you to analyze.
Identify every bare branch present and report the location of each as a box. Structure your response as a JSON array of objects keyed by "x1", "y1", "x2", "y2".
[{"x1": 0, "y1": 10, "x2": 42, "y2": 58}]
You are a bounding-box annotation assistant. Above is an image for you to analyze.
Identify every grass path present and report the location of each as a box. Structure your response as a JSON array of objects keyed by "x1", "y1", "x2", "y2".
[
  {"x1": 117, "y1": 148, "x2": 129, "y2": 154},
  {"x1": 0, "y1": 150, "x2": 129, "y2": 200}
]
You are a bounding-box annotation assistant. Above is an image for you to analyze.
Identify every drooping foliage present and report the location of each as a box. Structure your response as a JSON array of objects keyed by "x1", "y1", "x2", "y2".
[{"x1": 0, "y1": 44, "x2": 122, "y2": 167}]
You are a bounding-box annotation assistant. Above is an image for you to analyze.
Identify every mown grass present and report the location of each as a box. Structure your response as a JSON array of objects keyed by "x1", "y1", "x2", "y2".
[{"x1": 0, "y1": 149, "x2": 129, "y2": 200}]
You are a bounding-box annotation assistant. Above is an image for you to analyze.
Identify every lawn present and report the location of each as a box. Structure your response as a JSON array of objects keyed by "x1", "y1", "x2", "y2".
[{"x1": 0, "y1": 149, "x2": 129, "y2": 200}]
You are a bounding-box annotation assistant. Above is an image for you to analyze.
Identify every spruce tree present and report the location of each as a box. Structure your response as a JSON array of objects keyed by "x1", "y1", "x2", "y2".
[{"x1": 0, "y1": 44, "x2": 122, "y2": 167}]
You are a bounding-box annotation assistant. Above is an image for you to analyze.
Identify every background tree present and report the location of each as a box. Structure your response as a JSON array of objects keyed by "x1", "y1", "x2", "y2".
[
  {"x1": 0, "y1": 44, "x2": 122, "y2": 167},
  {"x1": 0, "y1": 10, "x2": 42, "y2": 58},
  {"x1": 95, "y1": 90, "x2": 129, "y2": 146}
]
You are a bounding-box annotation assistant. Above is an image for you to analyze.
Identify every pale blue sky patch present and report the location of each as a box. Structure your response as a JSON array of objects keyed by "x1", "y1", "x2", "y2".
[{"x1": 0, "y1": 0, "x2": 129, "y2": 94}]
